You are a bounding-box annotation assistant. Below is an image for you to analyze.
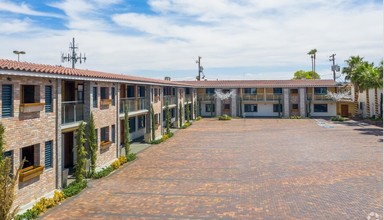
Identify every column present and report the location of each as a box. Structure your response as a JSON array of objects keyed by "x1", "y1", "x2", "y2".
[
  {"x1": 283, "y1": 88, "x2": 290, "y2": 117},
  {"x1": 299, "y1": 88, "x2": 306, "y2": 117}
]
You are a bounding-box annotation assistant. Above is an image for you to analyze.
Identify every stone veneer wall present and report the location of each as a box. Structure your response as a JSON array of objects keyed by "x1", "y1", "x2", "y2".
[{"x1": 0, "y1": 75, "x2": 57, "y2": 208}]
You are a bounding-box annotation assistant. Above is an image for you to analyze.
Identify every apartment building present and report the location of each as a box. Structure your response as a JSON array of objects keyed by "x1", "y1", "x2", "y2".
[
  {"x1": 0, "y1": 59, "x2": 193, "y2": 208},
  {"x1": 187, "y1": 80, "x2": 340, "y2": 117}
]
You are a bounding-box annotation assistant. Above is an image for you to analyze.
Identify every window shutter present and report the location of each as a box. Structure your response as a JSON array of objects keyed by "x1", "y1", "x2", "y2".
[
  {"x1": 45, "y1": 141, "x2": 53, "y2": 168},
  {"x1": 45, "y1": 86, "x2": 53, "y2": 112},
  {"x1": 2, "y1": 85, "x2": 13, "y2": 118}
]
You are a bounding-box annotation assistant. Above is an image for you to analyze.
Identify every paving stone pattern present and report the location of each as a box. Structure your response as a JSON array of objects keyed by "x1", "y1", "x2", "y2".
[{"x1": 41, "y1": 119, "x2": 383, "y2": 220}]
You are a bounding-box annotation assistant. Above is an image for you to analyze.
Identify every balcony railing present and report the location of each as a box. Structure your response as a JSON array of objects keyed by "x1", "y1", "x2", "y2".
[
  {"x1": 266, "y1": 93, "x2": 282, "y2": 101},
  {"x1": 62, "y1": 101, "x2": 84, "y2": 124},
  {"x1": 313, "y1": 94, "x2": 333, "y2": 101},
  {"x1": 200, "y1": 95, "x2": 215, "y2": 101},
  {"x1": 242, "y1": 94, "x2": 264, "y2": 101},
  {"x1": 120, "y1": 98, "x2": 135, "y2": 113},
  {"x1": 137, "y1": 97, "x2": 147, "y2": 111},
  {"x1": 185, "y1": 94, "x2": 192, "y2": 102},
  {"x1": 163, "y1": 96, "x2": 176, "y2": 105}
]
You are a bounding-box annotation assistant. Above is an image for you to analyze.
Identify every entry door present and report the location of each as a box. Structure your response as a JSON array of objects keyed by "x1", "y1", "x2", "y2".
[
  {"x1": 63, "y1": 131, "x2": 74, "y2": 169},
  {"x1": 341, "y1": 105, "x2": 349, "y2": 117},
  {"x1": 223, "y1": 103, "x2": 231, "y2": 115}
]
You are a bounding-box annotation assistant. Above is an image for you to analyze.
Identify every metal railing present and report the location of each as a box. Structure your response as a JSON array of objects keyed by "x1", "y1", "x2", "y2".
[
  {"x1": 163, "y1": 96, "x2": 177, "y2": 105},
  {"x1": 242, "y1": 94, "x2": 264, "y2": 101},
  {"x1": 119, "y1": 98, "x2": 135, "y2": 113},
  {"x1": 266, "y1": 93, "x2": 282, "y2": 101},
  {"x1": 62, "y1": 101, "x2": 84, "y2": 124},
  {"x1": 200, "y1": 95, "x2": 215, "y2": 101},
  {"x1": 137, "y1": 98, "x2": 147, "y2": 111},
  {"x1": 313, "y1": 94, "x2": 332, "y2": 101}
]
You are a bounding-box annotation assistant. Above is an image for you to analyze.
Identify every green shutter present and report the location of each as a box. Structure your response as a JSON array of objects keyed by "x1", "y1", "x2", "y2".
[
  {"x1": 45, "y1": 86, "x2": 53, "y2": 112},
  {"x1": 45, "y1": 141, "x2": 53, "y2": 168},
  {"x1": 2, "y1": 85, "x2": 13, "y2": 118}
]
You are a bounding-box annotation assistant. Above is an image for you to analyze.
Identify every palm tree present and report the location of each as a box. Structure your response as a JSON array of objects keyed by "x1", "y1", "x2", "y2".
[
  {"x1": 357, "y1": 62, "x2": 375, "y2": 117},
  {"x1": 307, "y1": 49, "x2": 317, "y2": 78},
  {"x1": 342, "y1": 56, "x2": 364, "y2": 116},
  {"x1": 373, "y1": 61, "x2": 383, "y2": 117}
]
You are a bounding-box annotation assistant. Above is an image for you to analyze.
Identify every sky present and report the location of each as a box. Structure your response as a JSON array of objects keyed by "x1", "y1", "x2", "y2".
[{"x1": 0, "y1": 0, "x2": 382, "y2": 81}]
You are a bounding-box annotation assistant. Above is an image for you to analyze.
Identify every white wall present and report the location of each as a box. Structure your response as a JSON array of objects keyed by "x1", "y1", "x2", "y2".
[
  {"x1": 310, "y1": 102, "x2": 337, "y2": 117},
  {"x1": 242, "y1": 103, "x2": 279, "y2": 117}
]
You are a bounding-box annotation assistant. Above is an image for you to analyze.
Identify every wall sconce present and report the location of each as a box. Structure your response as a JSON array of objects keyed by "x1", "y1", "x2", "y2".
[{"x1": 7, "y1": 77, "x2": 11, "y2": 81}]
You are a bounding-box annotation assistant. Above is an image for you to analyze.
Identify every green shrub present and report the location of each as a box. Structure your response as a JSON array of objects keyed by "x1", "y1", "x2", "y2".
[
  {"x1": 150, "y1": 138, "x2": 163, "y2": 144},
  {"x1": 331, "y1": 115, "x2": 346, "y2": 121},
  {"x1": 62, "y1": 180, "x2": 87, "y2": 197},
  {"x1": 218, "y1": 114, "x2": 231, "y2": 120},
  {"x1": 118, "y1": 156, "x2": 128, "y2": 164},
  {"x1": 92, "y1": 166, "x2": 114, "y2": 179},
  {"x1": 196, "y1": 116, "x2": 202, "y2": 121},
  {"x1": 14, "y1": 209, "x2": 39, "y2": 220},
  {"x1": 150, "y1": 132, "x2": 174, "y2": 144},
  {"x1": 289, "y1": 116, "x2": 302, "y2": 119},
  {"x1": 111, "y1": 160, "x2": 121, "y2": 170},
  {"x1": 181, "y1": 122, "x2": 192, "y2": 129},
  {"x1": 127, "y1": 153, "x2": 137, "y2": 162}
]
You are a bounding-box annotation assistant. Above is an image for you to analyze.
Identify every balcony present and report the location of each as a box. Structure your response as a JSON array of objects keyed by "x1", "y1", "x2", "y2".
[
  {"x1": 313, "y1": 94, "x2": 333, "y2": 101},
  {"x1": 120, "y1": 98, "x2": 135, "y2": 113},
  {"x1": 242, "y1": 94, "x2": 264, "y2": 101},
  {"x1": 137, "y1": 97, "x2": 147, "y2": 111},
  {"x1": 163, "y1": 96, "x2": 176, "y2": 105},
  {"x1": 200, "y1": 95, "x2": 215, "y2": 101},
  {"x1": 62, "y1": 101, "x2": 84, "y2": 124},
  {"x1": 266, "y1": 93, "x2": 282, "y2": 101},
  {"x1": 185, "y1": 94, "x2": 192, "y2": 102}
]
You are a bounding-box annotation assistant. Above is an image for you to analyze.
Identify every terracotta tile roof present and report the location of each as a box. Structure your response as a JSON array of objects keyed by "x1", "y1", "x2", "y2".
[
  {"x1": 0, "y1": 59, "x2": 191, "y2": 87},
  {"x1": 179, "y1": 79, "x2": 338, "y2": 88}
]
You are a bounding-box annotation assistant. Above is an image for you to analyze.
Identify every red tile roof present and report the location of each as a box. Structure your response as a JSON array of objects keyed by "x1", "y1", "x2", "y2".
[
  {"x1": 179, "y1": 79, "x2": 338, "y2": 88},
  {"x1": 0, "y1": 59, "x2": 191, "y2": 87}
]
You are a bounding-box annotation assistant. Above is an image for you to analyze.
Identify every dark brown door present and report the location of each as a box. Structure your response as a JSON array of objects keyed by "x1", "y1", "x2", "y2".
[
  {"x1": 64, "y1": 81, "x2": 75, "y2": 101},
  {"x1": 120, "y1": 119, "x2": 125, "y2": 145},
  {"x1": 341, "y1": 105, "x2": 349, "y2": 117},
  {"x1": 64, "y1": 132, "x2": 74, "y2": 169}
]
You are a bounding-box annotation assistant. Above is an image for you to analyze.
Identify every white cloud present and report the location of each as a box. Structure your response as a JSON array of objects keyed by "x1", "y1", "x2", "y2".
[
  {"x1": 0, "y1": 0, "x2": 381, "y2": 80},
  {"x1": 0, "y1": 1, "x2": 63, "y2": 18}
]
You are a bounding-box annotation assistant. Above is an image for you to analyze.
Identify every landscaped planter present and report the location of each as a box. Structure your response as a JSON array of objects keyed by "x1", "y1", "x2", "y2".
[
  {"x1": 100, "y1": 141, "x2": 112, "y2": 150},
  {"x1": 20, "y1": 103, "x2": 45, "y2": 113},
  {"x1": 19, "y1": 166, "x2": 44, "y2": 182},
  {"x1": 100, "y1": 99, "x2": 112, "y2": 106}
]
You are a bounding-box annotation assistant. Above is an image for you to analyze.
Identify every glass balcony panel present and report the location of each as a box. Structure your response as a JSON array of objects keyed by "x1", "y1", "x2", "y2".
[{"x1": 62, "y1": 101, "x2": 84, "y2": 124}]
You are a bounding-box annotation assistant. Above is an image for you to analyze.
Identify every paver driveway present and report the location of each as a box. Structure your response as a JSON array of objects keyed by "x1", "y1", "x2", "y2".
[{"x1": 41, "y1": 119, "x2": 383, "y2": 219}]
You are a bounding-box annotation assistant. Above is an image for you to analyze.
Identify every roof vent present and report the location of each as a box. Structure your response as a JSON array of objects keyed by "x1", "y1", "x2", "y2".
[{"x1": 164, "y1": 76, "x2": 171, "y2": 81}]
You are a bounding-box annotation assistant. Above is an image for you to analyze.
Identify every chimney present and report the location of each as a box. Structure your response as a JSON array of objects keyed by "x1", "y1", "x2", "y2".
[{"x1": 164, "y1": 76, "x2": 171, "y2": 81}]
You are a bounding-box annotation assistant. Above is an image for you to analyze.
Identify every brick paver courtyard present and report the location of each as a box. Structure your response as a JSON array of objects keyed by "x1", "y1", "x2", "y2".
[{"x1": 41, "y1": 119, "x2": 383, "y2": 219}]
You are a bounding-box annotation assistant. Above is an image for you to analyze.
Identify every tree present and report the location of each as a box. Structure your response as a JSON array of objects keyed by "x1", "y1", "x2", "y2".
[
  {"x1": 194, "y1": 100, "x2": 197, "y2": 119},
  {"x1": 292, "y1": 70, "x2": 320, "y2": 79},
  {"x1": 179, "y1": 101, "x2": 183, "y2": 127},
  {"x1": 373, "y1": 61, "x2": 383, "y2": 117},
  {"x1": 87, "y1": 113, "x2": 97, "y2": 177},
  {"x1": 0, "y1": 123, "x2": 20, "y2": 220},
  {"x1": 358, "y1": 61, "x2": 377, "y2": 117},
  {"x1": 186, "y1": 101, "x2": 190, "y2": 123},
  {"x1": 165, "y1": 102, "x2": 171, "y2": 134},
  {"x1": 75, "y1": 122, "x2": 87, "y2": 183},
  {"x1": 307, "y1": 49, "x2": 318, "y2": 78},
  {"x1": 124, "y1": 103, "x2": 130, "y2": 156},
  {"x1": 150, "y1": 104, "x2": 155, "y2": 140},
  {"x1": 342, "y1": 56, "x2": 364, "y2": 116}
]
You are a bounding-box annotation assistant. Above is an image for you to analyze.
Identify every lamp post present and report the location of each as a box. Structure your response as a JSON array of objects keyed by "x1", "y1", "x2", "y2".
[{"x1": 13, "y1": 50, "x2": 26, "y2": 62}]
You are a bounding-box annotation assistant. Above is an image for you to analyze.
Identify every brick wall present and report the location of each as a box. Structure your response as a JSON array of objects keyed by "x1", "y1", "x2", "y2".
[{"x1": 0, "y1": 75, "x2": 57, "y2": 208}]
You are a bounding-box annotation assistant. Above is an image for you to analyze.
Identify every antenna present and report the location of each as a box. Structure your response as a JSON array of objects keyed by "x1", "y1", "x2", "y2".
[
  {"x1": 61, "y1": 37, "x2": 87, "y2": 69},
  {"x1": 329, "y1": 54, "x2": 340, "y2": 81},
  {"x1": 195, "y1": 56, "x2": 205, "y2": 81}
]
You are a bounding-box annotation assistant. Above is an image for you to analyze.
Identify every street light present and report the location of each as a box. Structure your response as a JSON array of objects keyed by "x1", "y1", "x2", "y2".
[{"x1": 13, "y1": 50, "x2": 26, "y2": 62}]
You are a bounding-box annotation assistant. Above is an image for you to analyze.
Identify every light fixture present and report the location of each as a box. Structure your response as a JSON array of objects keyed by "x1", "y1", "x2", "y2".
[{"x1": 13, "y1": 50, "x2": 26, "y2": 62}]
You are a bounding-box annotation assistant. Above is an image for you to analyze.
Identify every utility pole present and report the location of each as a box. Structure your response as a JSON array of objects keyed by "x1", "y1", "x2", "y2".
[
  {"x1": 329, "y1": 54, "x2": 340, "y2": 81},
  {"x1": 61, "y1": 37, "x2": 87, "y2": 69},
  {"x1": 196, "y1": 56, "x2": 204, "y2": 81}
]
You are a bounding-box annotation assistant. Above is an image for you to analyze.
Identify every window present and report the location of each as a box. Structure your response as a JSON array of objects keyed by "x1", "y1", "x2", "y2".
[
  {"x1": 205, "y1": 104, "x2": 215, "y2": 112},
  {"x1": 244, "y1": 104, "x2": 258, "y2": 112},
  {"x1": 129, "y1": 117, "x2": 136, "y2": 133},
  {"x1": 45, "y1": 141, "x2": 53, "y2": 169},
  {"x1": 21, "y1": 144, "x2": 39, "y2": 169},
  {"x1": 314, "y1": 87, "x2": 327, "y2": 94},
  {"x1": 93, "y1": 87, "x2": 98, "y2": 108},
  {"x1": 2, "y1": 84, "x2": 13, "y2": 118},
  {"x1": 77, "y1": 84, "x2": 84, "y2": 103},
  {"x1": 171, "y1": 108, "x2": 175, "y2": 118},
  {"x1": 292, "y1": 104, "x2": 299, "y2": 110},
  {"x1": 244, "y1": 88, "x2": 257, "y2": 94},
  {"x1": 138, "y1": 115, "x2": 146, "y2": 129},
  {"x1": 273, "y1": 88, "x2": 283, "y2": 94},
  {"x1": 100, "y1": 127, "x2": 110, "y2": 142},
  {"x1": 111, "y1": 87, "x2": 116, "y2": 106},
  {"x1": 138, "y1": 86, "x2": 145, "y2": 97},
  {"x1": 206, "y1": 88, "x2": 215, "y2": 94},
  {"x1": 224, "y1": 104, "x2": 230, "y2": 110},
  {"x1": 22, "y1": 85, "x2": 39, "y2": 104},
  {"x1": 111, "y1": 125, "x2": 115, "y2": 143},
  {"x1": 273, "y1": 104, "x2": 282, "y2": 112},
  {"x1": 291, "y1": 89, "x2": 298, "y2": 94},
  {"x1": 45, "y1": 86, "x2": 53, "y2": 113},
  {"x1": 185, "y1": 88, "x2": 191, "y2": 95},
  {"x1": 314, "y1": 104, "x2": 328, "y2": 112},
  {"x1": 127, "y1": 86, "x2": 135, "y2": 98},
  {"x1": 100, "y1": 87, "x2": 109, "y2": 99}
]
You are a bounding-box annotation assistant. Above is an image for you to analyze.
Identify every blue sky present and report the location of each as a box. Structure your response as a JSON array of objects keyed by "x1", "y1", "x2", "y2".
[{"x1": 0, "y1": 0, "x2": 381, "y2": 81}]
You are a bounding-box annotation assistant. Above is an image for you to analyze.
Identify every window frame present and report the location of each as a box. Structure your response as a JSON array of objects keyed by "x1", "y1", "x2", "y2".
[
  {"x1": 100, "y1": 126, "x2": 110, "y2": 142},
  {"x1": 314, "y1": 104, "x2": 328, "y2": 112},
  {"x1": 92, "y1": 87, "x2": 98, "y2": 108},
  {"x1": 244, "y1": 104, "x2": 258, "y2": 112},
  {"x1": 314, "y1": 87, "x2": 328, "y2": 95},
  {"x1": 205, "y1": 104, "x2": 215, "y2": 113}
]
